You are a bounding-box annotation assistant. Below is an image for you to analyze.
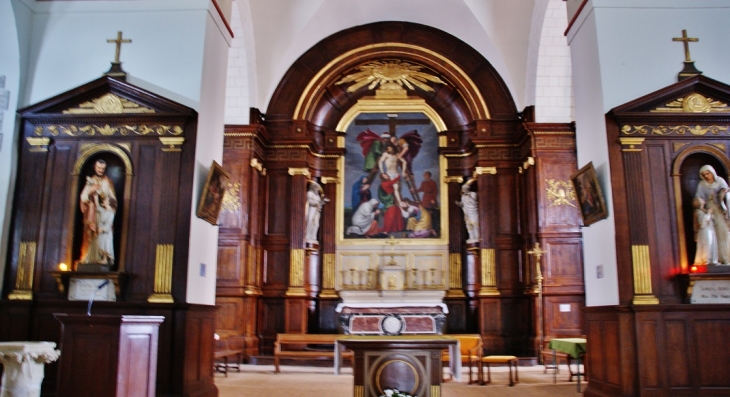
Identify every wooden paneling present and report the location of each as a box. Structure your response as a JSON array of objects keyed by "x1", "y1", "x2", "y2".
[
  {"x1": 585, "y1": 305, "x2": 730, "y2": 397},
  {"x1": 215, "y1": 297, "x2": 244, "y2": 335}
]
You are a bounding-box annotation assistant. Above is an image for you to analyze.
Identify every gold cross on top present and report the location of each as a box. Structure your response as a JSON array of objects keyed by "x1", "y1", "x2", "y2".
[
  {"x1": 527, "y1": 242, "x2": 545, "y2": 262},
  {"x1": 107, "y1": 31, "x2": 132, "y2": 64},
  {"x1": 672, "y1": 30, "x2": 698, "y2": 63}
]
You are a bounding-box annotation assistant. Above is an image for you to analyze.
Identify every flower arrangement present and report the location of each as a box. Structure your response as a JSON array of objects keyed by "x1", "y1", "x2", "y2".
[{"x1": 380, "y1": 389, "x2": 414, "y2": 397}]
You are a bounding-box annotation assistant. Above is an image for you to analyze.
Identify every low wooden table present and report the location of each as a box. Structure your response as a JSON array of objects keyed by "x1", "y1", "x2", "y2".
[
  {"x1": 338, "y1": 335, "x2": 459, "y2": 397},
  {"x1": 549, "y1": 337, "x2": 587, "y2": 392}
]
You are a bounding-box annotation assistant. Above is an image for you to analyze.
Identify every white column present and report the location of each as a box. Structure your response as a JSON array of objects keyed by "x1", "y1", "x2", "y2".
[{"x1": 0, "y1": 342, "x2": 60, "y2": 397}]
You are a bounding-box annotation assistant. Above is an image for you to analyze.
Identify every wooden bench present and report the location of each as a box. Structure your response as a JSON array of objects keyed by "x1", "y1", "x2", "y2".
[
  {"x1": 214, "y1": 336, "x2": 244, "y2": 377},
  {"x1": 482, "y1": 355, "x2": 519, "y2": 386},
  {"x1": 274, "y1": 333, "x2": 353, "y2": 373}
]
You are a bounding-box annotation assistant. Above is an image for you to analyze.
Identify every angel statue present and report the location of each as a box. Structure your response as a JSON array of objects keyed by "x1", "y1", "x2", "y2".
[
  {"x1": 304, "y1": 181, "x2": 329, "y2": 244},
  {"x1": 456, "y1": 179, "x2": 479, "y2": 243}
]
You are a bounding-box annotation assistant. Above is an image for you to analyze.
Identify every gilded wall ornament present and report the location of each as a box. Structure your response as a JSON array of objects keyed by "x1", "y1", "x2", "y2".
[
  {"x1": 220, "y1": 182, "x2": 241, "y2": 213},
  {"x1": 336, "y1": 60, "x2": 445, "y2": 94},
  {"x1": 651, "y1": 93, "x2": 729, "y2": 113},
  {"x1": 621, "y1": 124, "x2": 729, "y2": 136},
  {"x1": 63, "y1": 93, "x2": 155, "y2": 114},
  {"x1": 545, "y1": 179, "x2": 576, "y2": 207},
  {"x1": 35, "y1": 124, "x2": 183, "y2": 137}
]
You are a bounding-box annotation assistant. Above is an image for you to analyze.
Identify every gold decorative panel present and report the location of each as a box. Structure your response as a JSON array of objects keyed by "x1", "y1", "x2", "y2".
[
  {"x1": 621, "y1": 125, "x2": 729, "y2": 136},
  {"x1": 63, "y1": 93, "x2": 155, "y2": 114},
  {"x1": 651, "y1": 93, "x2": 730, "y2": 113},
  {"x1": 9, "y1": 241, "x2": 37, "y2": 300},
  {"x1": 545, "y1": 179, "x2": 576, "y2": 207},
  {"x1": 35, "y1": 124, "x2": 183, "y2": 137},
  {"x1": 148, "y1": 244, "x2": 174, "y2": 303}
]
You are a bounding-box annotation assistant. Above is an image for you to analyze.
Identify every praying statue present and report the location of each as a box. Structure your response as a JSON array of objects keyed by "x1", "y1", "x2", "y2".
[{"x1": 694, "y1": 165, "x2": 730, "y2": 265}]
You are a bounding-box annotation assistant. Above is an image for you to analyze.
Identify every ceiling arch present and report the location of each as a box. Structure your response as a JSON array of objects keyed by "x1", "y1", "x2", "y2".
[{"x1": 266, "y1": 21, "x2": 519, "y2": 131}]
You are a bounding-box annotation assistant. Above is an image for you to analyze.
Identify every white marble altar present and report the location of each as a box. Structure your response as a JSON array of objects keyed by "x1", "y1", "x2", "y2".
[{"x1": 0, "y1": 342, "x2": 60, "y2": 397}]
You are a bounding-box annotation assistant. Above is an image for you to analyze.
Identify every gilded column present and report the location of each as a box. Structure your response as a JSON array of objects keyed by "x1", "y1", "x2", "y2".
[
  {"x1": 445, "y1": 176, "x2": 466, "y2": 298},
  {"x1": 286, "y1": 168, "x2": 310, "y2": 297},
  {"x1": 8, "y1": 241, "x2": 37, "y2": 300},
  {"x1": 620, "y1": 138, "x2": 659, "y2": 304},
  {"x1": 319, "y1": 176, "x2": 338, "y2": 298},
  {"x1": 475, "y1": 167, "x2": 500, "y2": 296}
]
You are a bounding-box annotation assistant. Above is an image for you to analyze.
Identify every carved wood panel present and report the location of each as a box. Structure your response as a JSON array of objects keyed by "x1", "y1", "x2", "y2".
[{"x1": 215, "y1": 297, "x2": 244, "y2": 335}]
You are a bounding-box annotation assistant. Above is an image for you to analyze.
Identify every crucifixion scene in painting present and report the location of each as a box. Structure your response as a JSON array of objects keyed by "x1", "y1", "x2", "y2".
[{"x1": 344, "y1": 112, "x2": 440, "y2": 240}]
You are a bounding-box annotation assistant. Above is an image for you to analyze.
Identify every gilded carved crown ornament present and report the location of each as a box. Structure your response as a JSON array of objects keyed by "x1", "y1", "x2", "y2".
[
  {"x1": 335, "y1": 60, "x2": 446, "y2": 98},
  {"x1": 63, "y1": 93, "x2": 155, "y2": 114},
  {"x1": 545, "y1": 179, "x2": 576, "y2": 208},
  {"x1": 621, "y1": 124, "x2": 729, "y2": 136},
  {"x1": 651, "y1": 93, "x2": 730, "y2": 113},
  {"x1": 34, "y1": 124, "x2": 182, "y2": 137},
  {"x1": 220, "y1": 182, "x2": 241, "y2": 213}
]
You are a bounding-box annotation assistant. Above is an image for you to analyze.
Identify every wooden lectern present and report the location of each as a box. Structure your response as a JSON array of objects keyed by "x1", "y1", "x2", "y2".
[
  {"x1": 338, "y1": 335, "x2": 458, "y2": 397},
  {"x1": 54, "y1": 314, "x2": 164, "y2": 397}
]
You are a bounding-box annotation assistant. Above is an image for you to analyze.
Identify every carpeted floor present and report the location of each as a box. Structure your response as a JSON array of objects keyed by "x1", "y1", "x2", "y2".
[{"x1": 216, "y1": 364, "x2": 586, "y2": 397}]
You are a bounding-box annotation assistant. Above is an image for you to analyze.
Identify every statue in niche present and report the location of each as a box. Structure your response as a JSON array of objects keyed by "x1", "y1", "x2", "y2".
[
  {"x1": 304, "y1": 181, "x2": 329, "y2": 244},
  {"x1": 456, "y1": 179, "x2": 479, "y2": 243},
  {"x1": 79, "y1": 159, "x2": 117, "y2": 267},
  {"x1": 695, "y1": 165, "x2": 730, "y2": 265},
  {"x1": 692, "y1": 197, "x2": 718, "y2": 265}
]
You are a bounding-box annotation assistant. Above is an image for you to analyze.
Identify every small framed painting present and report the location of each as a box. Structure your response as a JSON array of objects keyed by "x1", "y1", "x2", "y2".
[
  {"x1": 570, "y1": 162, "x2": 608, "y2": 226},
  {"x1": 196, "y1": 161, "x2": 229, "y2": 225}
]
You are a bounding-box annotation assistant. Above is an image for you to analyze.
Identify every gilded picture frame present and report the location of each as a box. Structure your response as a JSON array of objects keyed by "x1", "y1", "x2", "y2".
[
  {"x1": 570, "y1": 162, "x2": 608, "y2": 226},
  {"x1": 196, "y1": 160, "x2": 230, "y2": 225}
]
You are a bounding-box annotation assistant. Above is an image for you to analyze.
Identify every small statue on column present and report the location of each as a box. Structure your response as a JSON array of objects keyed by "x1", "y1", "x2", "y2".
[
  {"x1": 304, "y1": 180, "x2": 329, "y2": 244},
  {"x1": 456, "y1": 179, "x2": 479, "y2": 243}
]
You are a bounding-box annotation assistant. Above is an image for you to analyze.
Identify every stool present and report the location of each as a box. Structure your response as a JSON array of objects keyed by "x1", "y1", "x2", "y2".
[{"x1": 481, "y1": 355, "x2": 519, "y2": 386}]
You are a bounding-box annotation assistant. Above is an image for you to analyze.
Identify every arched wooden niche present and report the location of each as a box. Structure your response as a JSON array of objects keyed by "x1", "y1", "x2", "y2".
[
  {"x1": 72, "y1": 144, "x2": 133, "y2": 272},
  {"x1": 674, "y1": 145, "x2": 730, "y2": 268},
  {"x1": 267, "y1": 21, "x2": 519, "y2": 133}
]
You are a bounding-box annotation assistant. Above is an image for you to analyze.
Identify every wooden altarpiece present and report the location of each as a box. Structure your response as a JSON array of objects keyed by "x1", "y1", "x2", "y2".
[
  {"x1": 585, "y1": 75, "x2": 730, "y2": 397},
  {"x1": 215, "y1": 21, "x2": 585, "y2": 364},
  {"x1": 0, "y1": 76, "x2": 218, "y2": 397}
]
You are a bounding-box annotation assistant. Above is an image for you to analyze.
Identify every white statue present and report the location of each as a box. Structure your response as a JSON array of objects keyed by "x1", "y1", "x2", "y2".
[
  {"x1": 304, "y1": 181, "x2": 329, "y2": 244},
  {"x1": 456, "y1": 179, "x2": 479, "y2": 243},
  {"x1": 693, "y1": 197, "x2": 718, "y2": 265},
  {"x1": 695, "y1": 165, "x2": 730, "y2": 265}
]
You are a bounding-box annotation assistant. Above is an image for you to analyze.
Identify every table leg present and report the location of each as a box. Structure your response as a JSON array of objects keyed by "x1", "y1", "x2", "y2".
[
  {"x1": 552, "y1": 349, "x2": 556, "y2": 384},
  {"x1": 576, "y1": 356, "x2": 581, "y2": 392}
]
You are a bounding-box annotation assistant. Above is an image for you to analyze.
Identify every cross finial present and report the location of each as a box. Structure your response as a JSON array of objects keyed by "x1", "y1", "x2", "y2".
[
  {"x1": 107, "y1": 31, "x2": 132, "y2": 64},
  {"x1": 672, "y1": 30, "x2": 698, "y2": 63},
  {"x1": 527, "y1": 242, "x2": 545, "y2": 262}
]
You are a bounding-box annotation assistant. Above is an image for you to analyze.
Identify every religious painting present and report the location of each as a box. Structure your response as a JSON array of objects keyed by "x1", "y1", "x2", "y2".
[
  {"x1": 570, "y1": 162, "x2": 608, "y2": 226},
  {"x1": 197, "y1": 161, "x2": 230, "y2": 225},
  {"x1": 74, "y1": 152, "x2": 126, "y2": 271},
  {"x1": 344, "y1": 112, "x2": 440, "y2": 239}
]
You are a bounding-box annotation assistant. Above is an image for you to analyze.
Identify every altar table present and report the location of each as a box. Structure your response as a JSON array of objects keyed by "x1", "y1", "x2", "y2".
[
  {"x1": 549, "y1": 337, "x2": 586, "y2": 391},
  {"x1": 337, "y1": 335, "x2": 459, "y2": 397}
]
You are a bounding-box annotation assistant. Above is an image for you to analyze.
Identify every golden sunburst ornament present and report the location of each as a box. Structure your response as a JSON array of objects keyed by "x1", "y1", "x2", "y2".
[
  {"x1": 545, "y1": 179, "x2": 576, "y2": 207},
  {"x1": 336, "y1": 60, "x2": 445, "y2": 94}
]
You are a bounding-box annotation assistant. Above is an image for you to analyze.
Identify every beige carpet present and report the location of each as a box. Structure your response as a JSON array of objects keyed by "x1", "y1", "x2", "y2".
[{"x1": 216, "y1": 364, "x2": 585, "y2": 397}]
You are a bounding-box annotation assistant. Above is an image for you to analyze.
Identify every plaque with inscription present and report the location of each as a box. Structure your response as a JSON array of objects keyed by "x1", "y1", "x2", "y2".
[
  {"x1": 690, "y1": 279, "x2": 730, "y2": 304},
  {"x1": 68, "y1": 278, "x2": 117, "y2": 301}
]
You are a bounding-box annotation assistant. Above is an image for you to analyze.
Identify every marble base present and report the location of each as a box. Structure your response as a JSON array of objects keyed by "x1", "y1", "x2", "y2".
[
  {"x1": 339, "y1": 306, "x2": 446, "y2": 335},
  {"x1": 0, "y1": 342, "x2": 60, "y2": 397}
]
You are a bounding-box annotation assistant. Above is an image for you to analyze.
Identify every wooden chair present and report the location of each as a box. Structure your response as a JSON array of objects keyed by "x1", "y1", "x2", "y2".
[
  {"x1": 482, "y1": 355, "x2": 519, "y2": 386},
  {"x1": 441, "y1": 334, "x2": 482, "y2": 384}
]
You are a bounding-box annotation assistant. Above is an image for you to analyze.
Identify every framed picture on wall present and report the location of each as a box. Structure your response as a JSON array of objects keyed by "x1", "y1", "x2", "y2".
[
  {"x1": 196, "y1": 161, "x2": 229, "y2": 225},
  {"x1": 570, "y1": 162, "x2": 608, "y2": 226}
]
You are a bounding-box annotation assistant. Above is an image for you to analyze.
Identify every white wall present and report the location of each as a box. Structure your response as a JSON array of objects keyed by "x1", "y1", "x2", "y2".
[
  {"x1": 568, "y1": 0, "x2": 730, "y2": 306},
  {"x1": 186, "y1": 6, "x2": 232, "y2": 305},
  {"x1": 7, "y1": 0, "x2": 231, "y2": 305},
  {"x1": 0, "y1": 0, "x2": 29, "y2": 298}
]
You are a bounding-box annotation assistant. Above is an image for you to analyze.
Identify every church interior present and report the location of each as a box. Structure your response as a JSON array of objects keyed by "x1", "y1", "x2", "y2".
[{"x1": 1, "y1": 1, "x2": 730, "y2": 396}]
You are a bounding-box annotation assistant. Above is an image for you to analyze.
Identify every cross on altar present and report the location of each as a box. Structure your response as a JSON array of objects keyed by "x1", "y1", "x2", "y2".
[
  {"x1": 385, "y1": 235, "x2": 399, "y2": 266},
  {"x1": 672, "y1": 30, "x2": 698, "y2": 63},
  {"x1": 107, "y1": 31, "x2": 132, "y2": 64},
  {"x1": 355, "y1": 114, "x2": 430, "y2": 136}
]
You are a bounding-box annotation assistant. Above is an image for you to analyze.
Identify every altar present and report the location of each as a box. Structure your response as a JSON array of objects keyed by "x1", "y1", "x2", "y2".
[{"x1": 335, "y1": 238, "x2": 450, "y2": 336}]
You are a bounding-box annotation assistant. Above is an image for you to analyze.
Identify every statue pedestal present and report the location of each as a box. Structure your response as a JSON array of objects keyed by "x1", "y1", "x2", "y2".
[{"x1": 0, "y1": 342, "x2": 60, "y2": 397}]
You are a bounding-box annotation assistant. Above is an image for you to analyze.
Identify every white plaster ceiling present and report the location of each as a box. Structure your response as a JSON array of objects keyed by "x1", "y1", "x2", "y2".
[{"x1": 238, "y1": 0, "x2": 547, "y2": 113}]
